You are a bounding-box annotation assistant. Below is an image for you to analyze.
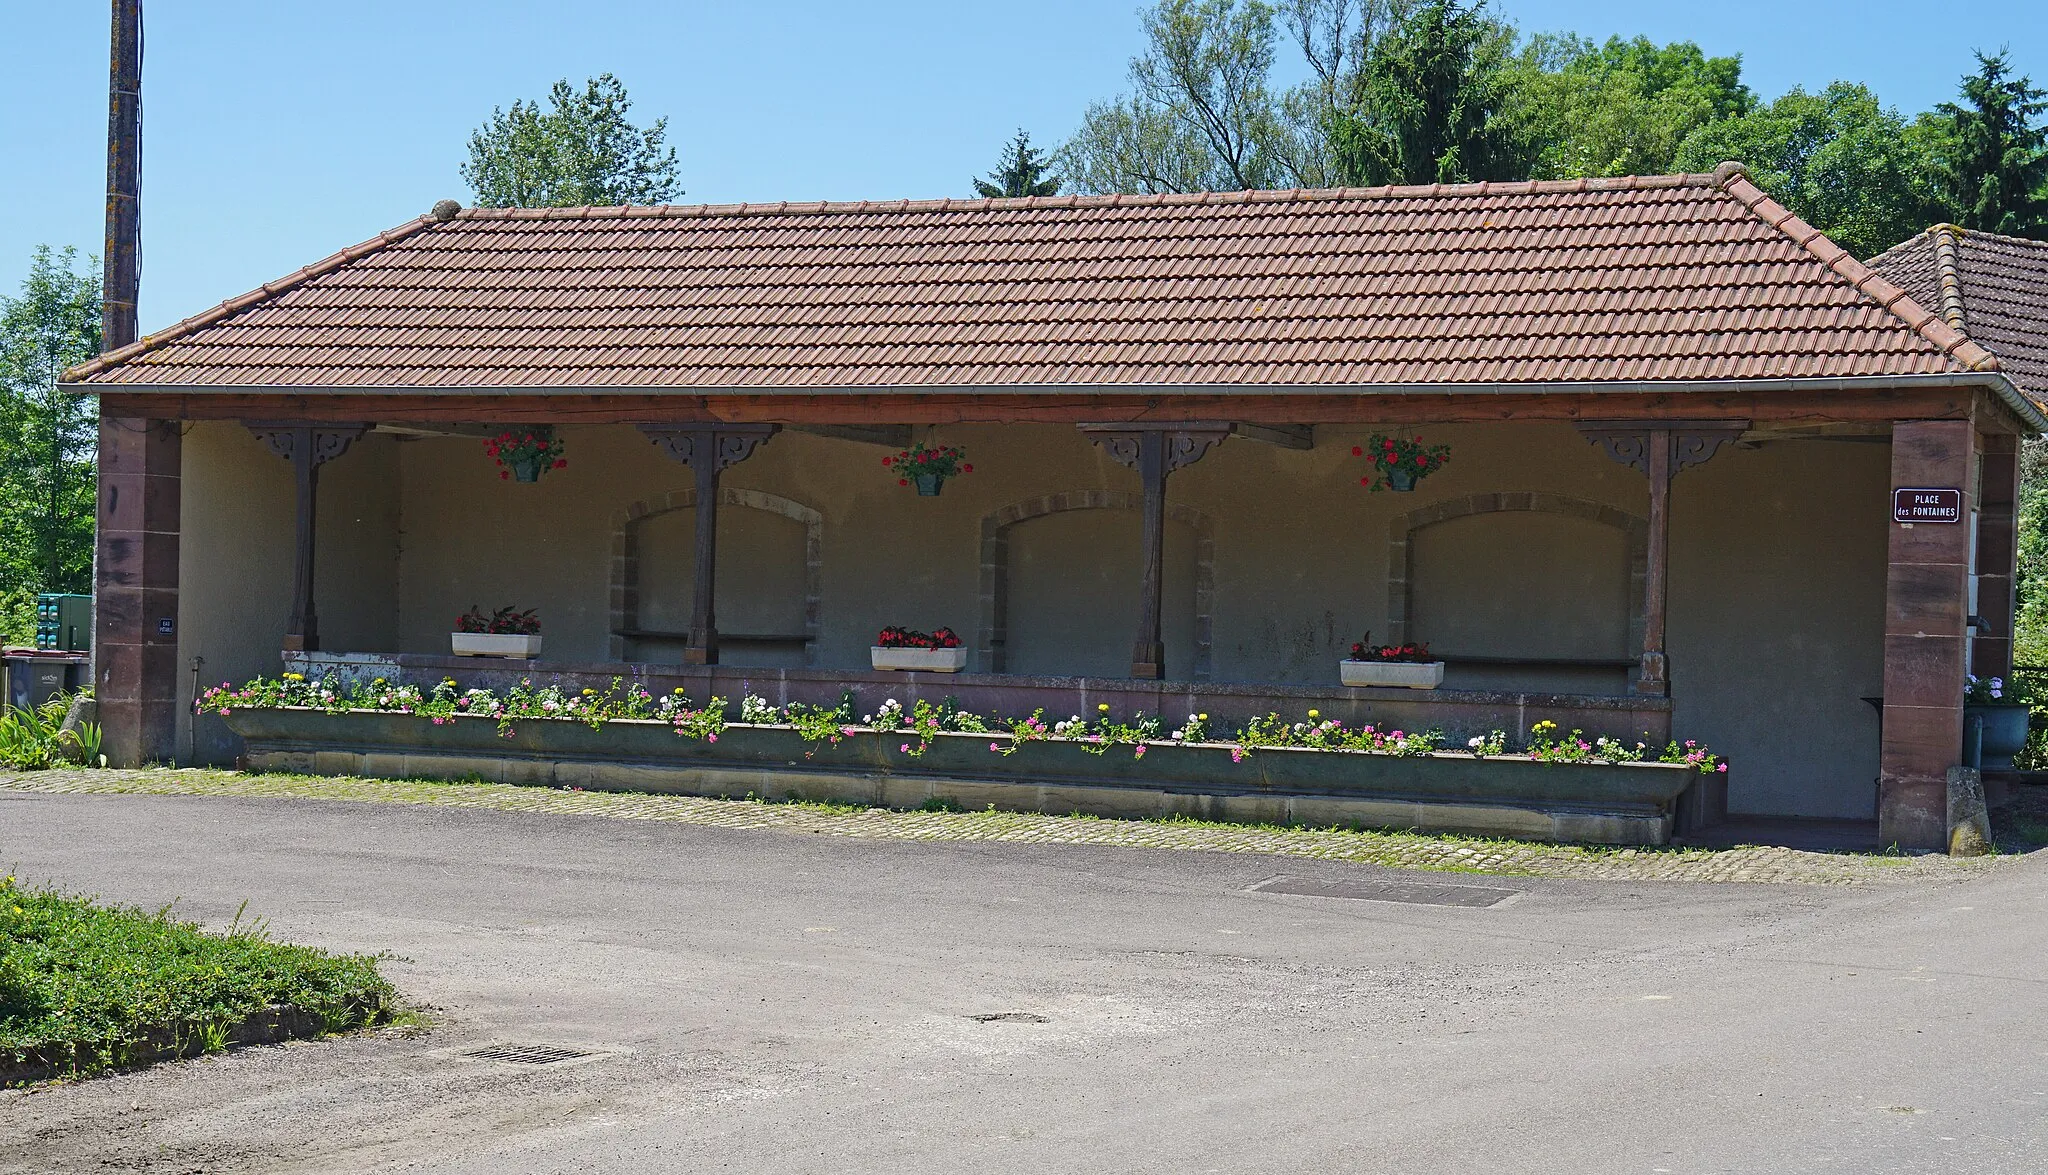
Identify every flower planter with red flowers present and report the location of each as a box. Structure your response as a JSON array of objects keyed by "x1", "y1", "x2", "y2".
[
  {"x1": 871, "y1": 625, "x2": 967, "y2": 672},
  {"x1": 883, "y1": 443, "x2": 971, "y2": 496},
  {"x1": 1355, "y1": 432, "x2": 1450, "y2": 492},
  {"x1": 1340, "y1": 635, "x2": 1445, "y2": 689},
  {"x1": 485, "y1": 427, "x2": 567, "y2": 483},
  {"x1": 452, "y1": 605, "x2": 543, "y2": 658}
]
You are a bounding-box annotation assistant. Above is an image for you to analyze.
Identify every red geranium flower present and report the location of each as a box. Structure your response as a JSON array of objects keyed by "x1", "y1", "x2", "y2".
[
  {"x1": 882, "y1": 456, "x2": 892, "y2": 466},
  {"x1": 553, "y1": 459, "x2": 567, "y2": 469},
  {"x1": 1351, "y1": 446, "x2": 1363, "y2": 457},
  {"x1": 899, "y1": 478, "x2": 909, "y2": 486}
]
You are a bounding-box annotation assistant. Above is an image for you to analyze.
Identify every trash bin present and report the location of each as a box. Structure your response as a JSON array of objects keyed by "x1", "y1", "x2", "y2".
[{"x1": 3, "y1": 652, "x2": 87, "y2": 711}]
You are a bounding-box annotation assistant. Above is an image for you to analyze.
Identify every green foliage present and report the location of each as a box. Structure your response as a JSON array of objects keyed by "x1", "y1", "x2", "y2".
[
  {"x1": 1674, "y1": 82, "x2": 1944, "y2": 257},
  {"x1": 1933, "y1": 51, "x2": 2048, "y2": 237},
  {"x1": 1512, "y1": 34, "x2": 1752, "y2": 179},
  {"x1": 0, "y1": 247, "x2": 100, "y2": 603},
  {"x1": 0, "y1": 694, "x2": 100, "y2": 770},
  {"x1": 974, "y1": 130, "x2": 1063, "y2": 197},
  {"x1": 462, "y1": 73, "x2": 682, "y2": 208},
  {"x1": 0, "y1": 876, "x2": 396, "y2": 1081},
  {"x1": 1333, "y1": 0, "x2": 1529, "y2": 185}
]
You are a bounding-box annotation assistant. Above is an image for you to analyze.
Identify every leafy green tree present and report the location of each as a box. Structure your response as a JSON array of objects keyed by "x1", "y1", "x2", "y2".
[
  {"x1": 1512, "y1": 34, "x2": 1752, "y2": 179},
  {"x1": 0, "y1": 246, "x2": 101, "y2": 629},
  {"x1": 1933, "y1": 51, "x2": 2048, "y2": 237},
  {"x1": 1060, "y1": 0, "x2": 1299, "y2": 194},
  {"x1": 462, "y1": 73, "x2": 682, "y2": 208},
  {"x1": 1337, "y1": 0, "x2": 1528, "y2": 185},
  {"x1": 1674, "y1": 82, "x2": 1941, "y2": 257},
  {"x1": 974, "y1": 131, "x2": 1064, "y2": 197}
]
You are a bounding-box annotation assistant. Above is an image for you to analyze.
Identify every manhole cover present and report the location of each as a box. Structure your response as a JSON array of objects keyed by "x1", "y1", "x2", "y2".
[
  {"x1": 1248, "y1": 876, "x2": 1519, "y2": 908},
  {"x1": 459, "y1": 1043, "x2": 605, "y2": 1066},
  {"x1": 968, "y1": 1012, "x2": 1049, "y2": 1024}
]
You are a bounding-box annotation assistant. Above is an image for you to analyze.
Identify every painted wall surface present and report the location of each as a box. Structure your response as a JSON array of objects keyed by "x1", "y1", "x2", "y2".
[
  {"x1": 176, "y1": 422, "x2": 399, "y2": 762},
  {"x1": 179, "y1": 418, "x2": 1886, "y2": 817}
]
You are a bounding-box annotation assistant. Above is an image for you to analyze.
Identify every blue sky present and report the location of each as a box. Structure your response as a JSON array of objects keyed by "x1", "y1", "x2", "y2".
[{"x1": 4, "y1": 1, "x2": 2042, "y2": 331}]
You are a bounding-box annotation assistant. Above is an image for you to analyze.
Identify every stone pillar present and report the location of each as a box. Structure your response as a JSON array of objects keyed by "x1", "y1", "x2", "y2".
[
  {"x1": 1973, "y1": 433, "x2": 2018, "y2": 681},
  {"x1": 1881, "y1": 420, "x2": 1978, "y2": 850},
  {"x1": 94, "y1": 416, "x2": 181, "y2": 766}
]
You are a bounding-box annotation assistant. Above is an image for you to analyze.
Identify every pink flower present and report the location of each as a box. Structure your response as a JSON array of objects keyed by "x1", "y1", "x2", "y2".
[
  {"x1": 989, "y1": 742, "x2": 1001, "y2": 751},
  {"x1": 1230, "y1": 748, "x2": 1247, "y2": 762},
  {"x1": 1717, "y1": 763, "x2": 1728, "y2": 773},
  {"x1": 707, "y1": 734, "x2": 718, "y2": 743},
  {"x1": 900, "y1": 743, "x2": 911, "y2": 753}
]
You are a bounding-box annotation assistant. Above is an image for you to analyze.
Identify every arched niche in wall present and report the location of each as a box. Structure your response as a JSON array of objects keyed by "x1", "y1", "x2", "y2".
[
  {"x1": 609, "y1": 488, "x2": 822, "y2": 666},
  {"x1": 1386, "y1": 493, "x2": 1646, "y2": 664},
  {"x1": 976, "y1": 490, "x2": 1214, "y2": 680}
]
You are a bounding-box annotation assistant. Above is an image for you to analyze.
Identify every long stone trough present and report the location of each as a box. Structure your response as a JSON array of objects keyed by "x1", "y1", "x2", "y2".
[{"x1": 223, "y1": 709, "x2": 1709, "y2": 845}]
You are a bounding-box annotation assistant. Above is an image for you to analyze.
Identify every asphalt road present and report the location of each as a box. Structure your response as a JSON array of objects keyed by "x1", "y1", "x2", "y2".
[{"x1": 2, "y1": 790, "x2": 2044, "y2": 1174}]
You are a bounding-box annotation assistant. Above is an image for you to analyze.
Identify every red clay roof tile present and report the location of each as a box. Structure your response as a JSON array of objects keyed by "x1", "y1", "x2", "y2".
[{"x1": 67, "y1": 172, "x2": 1991, "y2": 390}]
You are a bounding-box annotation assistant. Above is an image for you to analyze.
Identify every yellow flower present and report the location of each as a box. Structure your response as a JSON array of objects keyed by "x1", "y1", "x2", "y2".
[
  {"x1": 283, "y1": 672, "x2": 304, "y2": 682},
  {"x1": 1197, "y1": 713, "x2": 1208, "y2": 722},
  {"x1": 581, "y1": 689, "x2": 595, "y2": 696},
  {"x1": 1098, "y1": 703, "x2": 1111, "y2": 713},
  {"x1": 1307, "y1": 709, "x2": 1320, "y2": 720}
]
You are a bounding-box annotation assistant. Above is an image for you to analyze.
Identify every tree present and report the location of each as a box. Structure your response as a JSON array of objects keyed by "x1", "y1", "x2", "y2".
[
  {"x1": 1933, "y1": 51, "x2": 2048, "y2": 237},
  {"x1": 1060, "y1": 0, "x2": 1305, "y2": 194},
  {"x1": 0, "y1": 247, "x2": 101, "y2": 639},
  {"x1": 974, "y1": 131, "x2": 1064, "y2": 197},
  {"x1": 1674, "y1": 82, "x2": 1941, "y2": 257},
  {"x1": 462, "y1": 73, "x2": 682, "y2": 208},
  {"x1": 1511, "y1": 34, "x2": 1752, "y2": 179},
  {"x1": 1334, "y1": 0, "x2": 1529, "y2": 185}
]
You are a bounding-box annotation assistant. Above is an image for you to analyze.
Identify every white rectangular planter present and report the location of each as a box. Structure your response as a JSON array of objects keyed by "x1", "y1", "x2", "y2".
[
  {"x1": 1340, "y1": 659, "x2": 1445, "y2": 689},
  {"x1": 451, "y1": 632, "x2": 543, "y2": 659},
  {"x1": 871, "y1": 646, "x2": 968, "y2": 673}
]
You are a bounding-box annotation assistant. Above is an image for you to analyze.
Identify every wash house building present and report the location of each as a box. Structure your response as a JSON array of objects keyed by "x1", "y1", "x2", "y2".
[{"x1": 67, "y1": 166, "x2": 2044, "y2": 849}]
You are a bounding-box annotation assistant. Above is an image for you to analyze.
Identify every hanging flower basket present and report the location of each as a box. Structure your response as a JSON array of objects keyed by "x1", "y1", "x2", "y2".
[
  {"x1": 485, "y1": 427, "x2": 567, "y2": 483},
  {"x1": 883, "y1": 443, "x2": 971, "y2": 496},
  {"x1": 1356, "y1": 433, "x2": 1449, "y2": 492}
]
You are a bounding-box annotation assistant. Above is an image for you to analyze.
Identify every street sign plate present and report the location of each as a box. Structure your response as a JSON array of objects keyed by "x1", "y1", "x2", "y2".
[{"x1": 1893, "y1": 488, "x2": 1962, "y2": 523}]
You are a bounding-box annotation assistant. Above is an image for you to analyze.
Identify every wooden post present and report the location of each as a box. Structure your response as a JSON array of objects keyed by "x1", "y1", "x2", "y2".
[
  {"x1": 1638, "y1": 428, "x2": 1672, "y2": 695},
  {"x1": 1132, "y1": 432, "x2": 1168, "y2": 678},
  {"x1": 244, "y1": 423, "x2": 370, "y2": 652},
  {"x1": 1881, "y1": 420, "x2": 1977, "y2": 850},
  {"x1": 688, "y1": 432, "x2": 720, "y2": 665},
  {"x1": 101, "y1": 0, "x2": 141, "y2": 351},
  {"x1": 93, "y1": 416, "x2": 179, "y2": 766},
  {"x1": 1082, "y1": 424, "x2": 1229, "y2": 679},
  {"x1": 1974, "y1": 433, "x2": 2019, "y2": 682},
  {"x1": 1579, "y1": 421, "x2": 1747, "y2": 698},
  {"x1": 638, "y1": 424, "x2": 779, "y2": 666}
]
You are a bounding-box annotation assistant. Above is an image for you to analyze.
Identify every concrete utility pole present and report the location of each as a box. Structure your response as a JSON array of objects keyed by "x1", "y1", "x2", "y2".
[{"x1": 103, "y1": 0, "x2": 142, "y2": 350}]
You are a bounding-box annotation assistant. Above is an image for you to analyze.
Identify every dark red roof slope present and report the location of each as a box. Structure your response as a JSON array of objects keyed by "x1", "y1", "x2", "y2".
[
  {"x1": 67, "y1": 166, "x2": 1995, "y2": 390},
  {"x1": 1872, "y1": 225, "x2": 2048, "y2": 408}
]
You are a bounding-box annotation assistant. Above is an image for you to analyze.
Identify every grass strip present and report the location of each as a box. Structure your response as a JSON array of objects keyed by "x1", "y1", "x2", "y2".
[{"x1": 1, "y1": 874, "x2": 398, "y2": 1084}]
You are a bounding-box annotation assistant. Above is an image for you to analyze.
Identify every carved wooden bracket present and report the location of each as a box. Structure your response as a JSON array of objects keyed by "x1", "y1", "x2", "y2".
[
  {"x1": 245, "y1": 421, "x2": 372, "y2": 466},
  {"x1": 1576, "y1": 420, "x2": 1749, "y2": 479},
  {"x1": 1079, "y1": 425, "x2": 1231, "y2": 474},
  {"x1": 638, "y1": 424, "x2": 780, "y2": 469}
]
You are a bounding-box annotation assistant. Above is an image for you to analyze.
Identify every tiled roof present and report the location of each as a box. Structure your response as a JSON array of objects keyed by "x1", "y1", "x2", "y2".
[
  {"x1": 1871, "y1": 225, "x2": 2048, "y2": 407},
  {"x1": 68, "y1": 166, "x2": 1998, "y2": 390}
]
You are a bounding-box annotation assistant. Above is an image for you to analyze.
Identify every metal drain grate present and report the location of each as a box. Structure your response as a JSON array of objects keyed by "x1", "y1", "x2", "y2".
[
  {"x1": 460, "y1": 1043, "x2": 602, "y2": 1066},
  {"x1": 969, "y1": 1012, "x2": 1049, "y2": 1024},
  {"x1": 1249, "y1": 876, "x2": 1519, "y2": 908}
]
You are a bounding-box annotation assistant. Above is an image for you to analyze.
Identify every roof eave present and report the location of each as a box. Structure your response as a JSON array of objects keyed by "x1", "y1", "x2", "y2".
[{"x1": 65, "y1": 371, "x2": 2048, "y2": 433}]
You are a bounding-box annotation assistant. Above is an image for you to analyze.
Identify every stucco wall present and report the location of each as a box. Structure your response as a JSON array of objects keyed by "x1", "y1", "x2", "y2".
[
  {"x1": 176, "y1": 422, "x2": 399, "y2": 762},
  {"x1": 178, "y1": 418, "x2": 1885, "y2": 818}
]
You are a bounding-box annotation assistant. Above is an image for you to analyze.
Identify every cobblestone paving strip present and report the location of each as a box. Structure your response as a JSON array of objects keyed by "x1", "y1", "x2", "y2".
[{"x1": 0, "y1": 768, "x2": 2009, "y2": 885}]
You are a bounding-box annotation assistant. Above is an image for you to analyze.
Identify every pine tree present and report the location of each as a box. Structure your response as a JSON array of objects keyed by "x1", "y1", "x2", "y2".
[
  {"x1": 1935, "y1": 51, "x2": 2048, "y2": 237},
  {"x1": 974, "y1": 130, "x2": 1064, "y2": 198},
  {"x1": 1334, "y1": 0, "x2": 1530, "y2": 186},
  {"x1": 462, "y1": 74, "x2": 682, "y2": 208}
]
